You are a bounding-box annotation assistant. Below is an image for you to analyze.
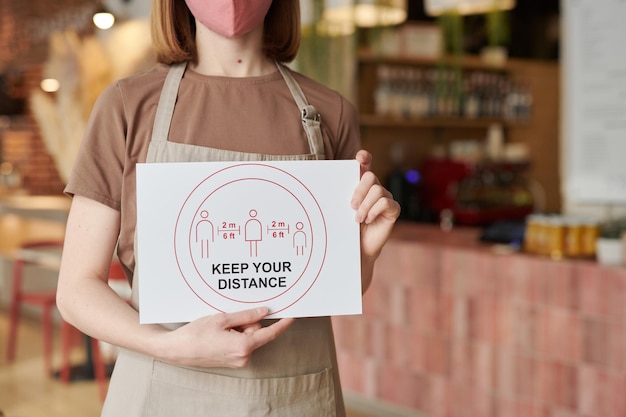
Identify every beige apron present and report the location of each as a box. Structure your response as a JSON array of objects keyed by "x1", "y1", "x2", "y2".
[{"x1": 101, "y1": 62, "x2": 346, "y2": 417}]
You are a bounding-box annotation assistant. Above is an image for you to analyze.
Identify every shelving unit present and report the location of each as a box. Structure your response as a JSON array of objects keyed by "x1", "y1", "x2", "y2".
[
  {"x1": 356, "y1": 52, "x2": 561, "y2": 214},
  {"x1": 359, "y1": 114, "x2": 523, "y2": 129}
]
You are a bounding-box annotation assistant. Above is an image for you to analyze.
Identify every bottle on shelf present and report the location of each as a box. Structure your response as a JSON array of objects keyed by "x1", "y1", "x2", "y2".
[{"x1": 371, "y1": 63, "x2": 533, "y2": 122}]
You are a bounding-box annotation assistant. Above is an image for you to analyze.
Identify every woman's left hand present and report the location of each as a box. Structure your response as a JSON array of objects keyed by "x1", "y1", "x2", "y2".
[{"x1": 352, "y1": 150, "x2": 401, "y2": 259}]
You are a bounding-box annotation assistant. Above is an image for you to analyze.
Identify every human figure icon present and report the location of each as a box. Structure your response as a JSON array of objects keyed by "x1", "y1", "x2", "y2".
[
  {"x1": 195, "y1": 210, "x2": 214, "y2": 258},
  {"x1": 293, "y1": 222, "x2": 307, "y2": 256},
  {"x1": 245, "y1": 209, "x2": 262, "y2": 257}
]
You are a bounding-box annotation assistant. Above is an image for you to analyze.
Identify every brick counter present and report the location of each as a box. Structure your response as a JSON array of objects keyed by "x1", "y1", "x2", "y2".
[{"x1": 333, "y1": 222, "x2": 626, "y2": 417}]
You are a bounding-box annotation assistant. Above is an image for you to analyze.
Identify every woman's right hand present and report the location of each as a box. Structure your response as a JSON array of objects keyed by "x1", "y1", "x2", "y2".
[{"x1": 155, "y1": 307, "x2": 295, "y2": 368}]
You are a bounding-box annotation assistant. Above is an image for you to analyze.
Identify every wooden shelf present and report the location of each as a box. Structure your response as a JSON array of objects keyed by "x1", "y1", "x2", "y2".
[
  {"x1": 357, "y1": 51, "x2": 510, "y2": 72},
  {"x1": 359, "y1": 114, "x2": 525, "y2": 129}
]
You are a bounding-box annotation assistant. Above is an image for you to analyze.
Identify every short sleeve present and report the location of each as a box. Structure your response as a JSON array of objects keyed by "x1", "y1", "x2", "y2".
[
  {"x1": 333, "y1": 95, "x2": 361, "y2": 161},
  {"x1": 64, "y1": 83, "x2": 127, "y2": 210}
]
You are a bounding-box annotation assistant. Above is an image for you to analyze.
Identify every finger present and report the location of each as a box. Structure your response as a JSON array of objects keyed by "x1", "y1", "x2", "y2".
[
  {"x1": 357, "y1": 184, "x2": 390, "y2": 224},
  {"x1": 240, "y1": 322, "x2": 263, "y2": 335},
  {"x1": 355, "y1": 150, "x2": 372, "y2": 177},
  {"x1": 351, "y1": 171, "x2": 378, "y2": 210},
  {"x1": 353, "y1": 175, "x2": 387, "y2": 221},
  {"x1": 218, "y1": 307, "x2": 269, "y2": 330},
  {"x1": 361, "y1": 194, "x2": 401, "y2": 225},
  {"x1": 248, "y1": 317, "x2": 295, "y2": 350}
]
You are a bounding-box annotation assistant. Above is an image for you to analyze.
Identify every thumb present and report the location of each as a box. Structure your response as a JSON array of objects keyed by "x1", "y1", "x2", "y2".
[{"x1": 356, "y1": 150, "x2": 372, "y2": 177}]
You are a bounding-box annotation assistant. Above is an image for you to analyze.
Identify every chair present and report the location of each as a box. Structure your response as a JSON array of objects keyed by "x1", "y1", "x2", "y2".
[
  {"x1": 6, "y1": 240, "x2": 63, "y2": 376},
  {"x1": 6, "y1": 240, "x2": 127, "y2": 400}
]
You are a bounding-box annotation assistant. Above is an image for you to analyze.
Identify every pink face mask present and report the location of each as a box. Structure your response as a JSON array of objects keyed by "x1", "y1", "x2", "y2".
[{"x1": 185, "y1": 0, "x2": 273, "y2": 39}]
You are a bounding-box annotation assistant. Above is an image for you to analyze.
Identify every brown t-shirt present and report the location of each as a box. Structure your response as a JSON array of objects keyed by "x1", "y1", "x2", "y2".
[{"x1": 65, "y1": 63, "x2": 361, "y2": 277}]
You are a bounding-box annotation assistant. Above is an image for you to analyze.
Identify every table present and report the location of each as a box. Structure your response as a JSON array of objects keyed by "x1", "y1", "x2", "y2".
[
  {"x1": 0, "y1": 194, "x2": 69, "y2": 259},
  {"x1": 0, "y1": 198, "x2": 127, "y2": 385},
  {"x1": 0, "y1": 214, "x2": 66, "y2": 259},
  {"x1": 0, "y1": 194, "x2": 70, "y2": 223},
  {"x1": 0, "y1": 208, "x2": 109, "y2": 382}
]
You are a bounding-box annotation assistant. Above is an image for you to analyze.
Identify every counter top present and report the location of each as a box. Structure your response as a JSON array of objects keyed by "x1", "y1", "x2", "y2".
[
  {"x1": 389, "y1": 221, "x2": 611, "y2": 267},
  {"x1": 0, "y1": 214, "x2": 65, "y2": 259},
  {"x1": 390, "y1": 221, "x2": 482, "y2": 248},
  {"x1": 0, "y1": 194, "x2": 70, "y2": 222}
]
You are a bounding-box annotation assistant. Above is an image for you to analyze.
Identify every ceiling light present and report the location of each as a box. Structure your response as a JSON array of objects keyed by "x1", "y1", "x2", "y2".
[
  {"x1": 321, "y1": 0, "x2": 408, "y2": 35},
  {"x1": 40, "y1": 79, "x2": 60, "y2": 93},
  {"x1": 93, "y1": 10, "x2": 116, "y2": 30},
  {"x1": 424, "y1": 0, "x2": 516, "y2": 16}
]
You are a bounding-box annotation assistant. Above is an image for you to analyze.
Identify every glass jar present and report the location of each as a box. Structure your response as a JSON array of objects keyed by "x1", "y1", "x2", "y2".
[
  {"x1": 581, "y1": 218, "x2": 600, "y2": 258},
  {"x1": 563, "y1": 217, "x2": 583, "y2": 258},
  {"x1": 524, "y1": 214, "x2": 539, "y2": 254},
  {"x1": 546, "y1": 216, "x2": 565, "y2": 260}
]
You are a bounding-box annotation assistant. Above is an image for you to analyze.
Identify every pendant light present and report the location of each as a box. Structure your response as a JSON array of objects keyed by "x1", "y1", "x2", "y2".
[
  {"x1": 424, "y1": 0, "x2": 515, "y2": 16},
  {"x1": 320, "y1": 0, "x2": 408, "y2": 36}
]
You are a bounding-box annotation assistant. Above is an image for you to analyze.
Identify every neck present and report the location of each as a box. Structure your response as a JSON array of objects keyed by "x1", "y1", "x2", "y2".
[{"x1": 191, "y1": 23, "x2": 275, "y2": 77}]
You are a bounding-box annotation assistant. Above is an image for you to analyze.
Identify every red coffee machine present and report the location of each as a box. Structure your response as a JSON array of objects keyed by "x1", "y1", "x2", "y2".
[{"x1": 420, "y1": 157, "x2": 534, "y2": 226}]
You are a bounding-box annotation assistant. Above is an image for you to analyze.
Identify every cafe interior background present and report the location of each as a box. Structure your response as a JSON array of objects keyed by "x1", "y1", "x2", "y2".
[{"x1": 2, "y1": 0, "x2": 626, "y2": 416}]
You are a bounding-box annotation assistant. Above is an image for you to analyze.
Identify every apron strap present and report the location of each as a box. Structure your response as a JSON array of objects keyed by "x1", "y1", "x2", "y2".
[
  {"x1": 151, "y1": 62, "x2": 187, "y2": 143},
  {"x1": 276, "y1": 63, "x2": 325, "y2": 158}
]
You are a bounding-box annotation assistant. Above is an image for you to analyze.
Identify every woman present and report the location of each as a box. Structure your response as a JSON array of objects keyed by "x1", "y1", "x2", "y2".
[{"x1": 56, "y1": 0, "x2": 400, "y2": 415}]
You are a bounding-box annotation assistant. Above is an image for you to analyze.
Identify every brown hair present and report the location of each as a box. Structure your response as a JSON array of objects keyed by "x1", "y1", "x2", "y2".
[{"x1": 151, "y1": 0, "x2": 301, "y2": 65}]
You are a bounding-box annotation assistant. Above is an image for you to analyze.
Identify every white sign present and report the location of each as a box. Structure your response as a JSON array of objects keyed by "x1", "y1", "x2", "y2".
[{"x1": 136, "y1": 160, "x2": 362, "y2": 323}]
